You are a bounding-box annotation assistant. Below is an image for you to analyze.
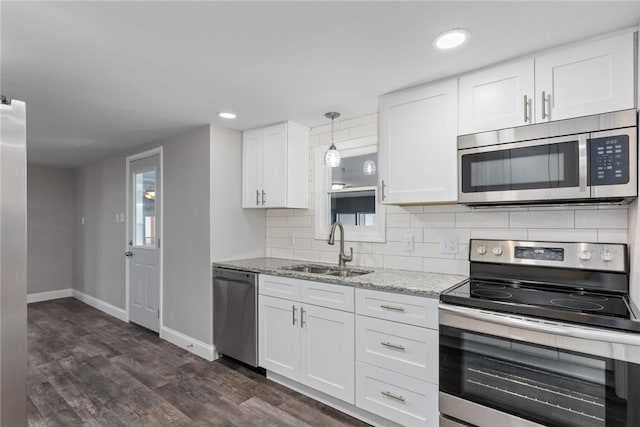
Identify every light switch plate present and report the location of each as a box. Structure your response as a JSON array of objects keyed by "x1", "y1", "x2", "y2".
[{"x1": 404, "y1": 234, "x2": 414, "y2": 252}]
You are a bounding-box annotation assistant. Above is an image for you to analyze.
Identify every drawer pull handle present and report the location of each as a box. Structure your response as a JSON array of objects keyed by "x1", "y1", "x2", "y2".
[
  {"x1": 292, "y1": 305, "x2": 297, "y2": 325},
  {"x1": 381, "y1": 390, "x2": 405, "y2": 402},
  {"x1": 381, "y1": 341, "x2": 405, "y2": 351},
  {"x1": 301, "y1": 307, "x2": 306, "y2": 327},
  {"x1": 380, "y1": 304, "x2": 405, "y2": 312}
]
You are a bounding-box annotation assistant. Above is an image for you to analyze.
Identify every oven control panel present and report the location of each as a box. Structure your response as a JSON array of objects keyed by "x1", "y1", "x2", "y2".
[{"x1": 470, "y1": 239, "x2": 627, "y2": 272}]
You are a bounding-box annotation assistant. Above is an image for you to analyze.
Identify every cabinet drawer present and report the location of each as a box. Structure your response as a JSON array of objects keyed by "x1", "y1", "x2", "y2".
[
  {"x1": 300, "y1": 280, "x2": 354, "y2": 312},
  {"x1": 355, "y1": 289, "x2": 438, "y2": 329},
  {"x1": 259, "y1": 275, "x2": 301, "y2": 300},
  {"x1": 356, "y1": 315, "x2": 437, "y2": 383},
  {"x1": 356, "y1": 362, "x2": 438, "y2": 427}
]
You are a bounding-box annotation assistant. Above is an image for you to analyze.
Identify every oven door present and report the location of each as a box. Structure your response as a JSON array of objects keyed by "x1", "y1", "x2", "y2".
[
  {"x1": 458, "y1": 134, "x2": 589, "y2": 205},
  {"x1": 439, "y1": 304, "x2": 640, "y2": 427}
]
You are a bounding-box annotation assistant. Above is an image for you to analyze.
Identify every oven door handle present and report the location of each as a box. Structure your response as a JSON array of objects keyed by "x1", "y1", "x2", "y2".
[{"x1": 439, "y1": 304, "x2": 640, "y2": 347}]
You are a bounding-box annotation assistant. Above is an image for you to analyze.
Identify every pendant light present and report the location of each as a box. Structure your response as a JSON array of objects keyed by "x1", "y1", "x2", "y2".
[{"x1": 324, "y1": 112, "x2": 341, "y2": 167}]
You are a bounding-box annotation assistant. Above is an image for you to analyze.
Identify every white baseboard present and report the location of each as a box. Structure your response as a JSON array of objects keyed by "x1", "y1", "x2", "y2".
[
  {"x1": 27, "y1": 288, "x2": 74, "y2": 303},
  {"x1": 160, "y1": 325, "x2": 217, "y2": 361},
  {"x1": 72, "y1": 290, "x2": 128, "y2": 322}
]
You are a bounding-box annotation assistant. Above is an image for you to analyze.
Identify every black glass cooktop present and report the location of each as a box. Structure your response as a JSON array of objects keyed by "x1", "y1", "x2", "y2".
[{"x1": 441, "y1": 279, "x2": 640, "y2": 332}]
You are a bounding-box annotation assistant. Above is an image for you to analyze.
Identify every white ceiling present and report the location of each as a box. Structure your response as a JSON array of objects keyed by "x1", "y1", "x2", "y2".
[{"x1": 2, "y1": 1, "x2": 640, "y2": 167}]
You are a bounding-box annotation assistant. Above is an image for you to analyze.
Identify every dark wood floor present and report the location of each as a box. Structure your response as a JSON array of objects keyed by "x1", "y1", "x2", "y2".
[{"x1": 27, "y1": 298, "x2": 369, "y2": 426}]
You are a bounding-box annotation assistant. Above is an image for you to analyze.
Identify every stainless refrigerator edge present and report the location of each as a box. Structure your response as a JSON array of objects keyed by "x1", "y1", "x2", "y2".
[{"x1": 0, "y1": 97, "x2": 27, "y2": 425}]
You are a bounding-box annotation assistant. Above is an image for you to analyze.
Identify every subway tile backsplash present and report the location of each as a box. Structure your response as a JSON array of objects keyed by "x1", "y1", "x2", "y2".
[{"x1": 265, "y1": 113, "x2": 629, "y2": 276}]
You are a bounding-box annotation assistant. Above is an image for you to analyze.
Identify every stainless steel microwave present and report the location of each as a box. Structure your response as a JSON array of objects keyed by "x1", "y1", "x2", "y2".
[{"x1": 457, "y1": 109, "x2": 638, "y2": 206}]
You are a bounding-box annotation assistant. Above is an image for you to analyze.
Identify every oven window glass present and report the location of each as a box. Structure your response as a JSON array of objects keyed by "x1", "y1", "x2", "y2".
[
  {"x1": 461, "y1": 141, "x2": 579, "y2": 193},
  {"x1": 440, "y1": 326, "x2": 634, "y2": 427}
]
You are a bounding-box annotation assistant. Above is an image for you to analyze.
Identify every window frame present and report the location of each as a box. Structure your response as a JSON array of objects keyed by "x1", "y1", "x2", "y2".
[{"x1": 314, "y1": 136, "x2": 386, "y2": 242}]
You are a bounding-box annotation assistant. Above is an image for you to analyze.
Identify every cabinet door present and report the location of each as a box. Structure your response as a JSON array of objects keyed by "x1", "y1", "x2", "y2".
[
  {"x1": 535, "y1": 31, "x2": 635, "y2": 122},
  {"x1": 300, "y1": 304, "x2": 355, "y2": 404},
  {"x1": 261, "y1": 123, "x2": 288, "y2": 207},
  {"x1": 258, "y1": 295, "x2": 301, "y2": 381},
  {"x1": 379, "y1": 79, "x2": 458, "y2": 204},
  {"x1": 242, "y1": 129, "x2": 263, "y2": 208},
  {"x1": 458, "y1": 59, "x2": 534, "y2": 135}
]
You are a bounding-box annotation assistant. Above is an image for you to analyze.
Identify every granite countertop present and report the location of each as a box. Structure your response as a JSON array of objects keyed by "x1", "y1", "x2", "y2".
[{"x1": 212, "y1": 257, "x2": 467, "y2": 298}]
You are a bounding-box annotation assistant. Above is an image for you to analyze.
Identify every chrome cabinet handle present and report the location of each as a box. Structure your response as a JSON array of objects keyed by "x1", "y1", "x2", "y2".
[
  {"x1": 300, "y1": 307, "x2": 306, "y2": 327},
  {"x1": 124, "y1": 251, "x2": 133, "y2": 257},
  {"x1": 292, "y1": 305, "x2": 297, "y2": 325},
  {"x1": 541, "y1": 90, "x2": 547, "y2": 119},
  {"x1": 523, "y1": 95, "x2": 530, "y2": 123},
  {"x1": 261, "y1": 190, "x2": 266, "y2": 205},
  {"x1": 380, "y1": 304, "x2": 405, "y2": 312},
  {"x1": 380, "y1": 180, "x2": 386, "y2": 201},
  {"x1": 381, "y1": 341, "x2": 405, "y2": 351},
  {"x1": 381, "y1": 390, "x2": 405, "y2": 402},
  {"x1": 256, "y1": 190, "x2": 260, "y2": 206}
]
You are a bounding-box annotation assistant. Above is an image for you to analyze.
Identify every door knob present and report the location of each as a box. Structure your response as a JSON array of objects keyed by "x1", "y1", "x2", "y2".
[{"x1": 125, "y1": 251, "x2": 133, "y2": 257}]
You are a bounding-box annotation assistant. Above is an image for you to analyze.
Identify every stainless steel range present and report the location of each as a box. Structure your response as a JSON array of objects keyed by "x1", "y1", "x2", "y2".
[{"x1": 439, "y1": 239, "x2": 640, "y2": 427}]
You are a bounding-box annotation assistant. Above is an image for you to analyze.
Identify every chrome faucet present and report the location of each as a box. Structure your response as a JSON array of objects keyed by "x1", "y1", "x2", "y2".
[{"x1": 328, "y1": 221, "x2": 353, "y2": 267}]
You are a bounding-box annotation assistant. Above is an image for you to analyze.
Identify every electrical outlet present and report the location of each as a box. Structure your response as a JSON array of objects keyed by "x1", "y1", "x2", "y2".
[
  {"x1": 441, "y1": 236, "x2": 458, "y2": 254},
  {"x1": 81, "y1": 216, "x2": 85, "y2": 225},
  {"x1": 404, "y1": 234, "x2": 414, "y2": 252},
  {"x1": 119, "y1": 213, "x2": 125, "y2": 222},
  {"x1": 288, "y1": 230, "x2": 296, "y2": 248},
  {"x1": 115, "y1": 213, "x2": 120, "y2": 223}
]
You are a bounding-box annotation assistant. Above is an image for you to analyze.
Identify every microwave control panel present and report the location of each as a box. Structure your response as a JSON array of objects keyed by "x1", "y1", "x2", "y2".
[{"x1": 589, "y1": 135, "x2": 629, "y2": 185}]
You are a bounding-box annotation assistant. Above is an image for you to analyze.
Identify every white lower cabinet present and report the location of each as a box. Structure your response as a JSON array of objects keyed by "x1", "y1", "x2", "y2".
[
  {"x1": 355, "y1": 288, "x2": 439, "y2": 426},
  {"x1": 258, "y1": 276, "x2": 355, "y2": 404},
  {"x1": 300, "y1": 304, "x2": 354, "y2": 403},
  {"x1": 259, "y1": 295, "x2": 301, "y2": 379},
  {"x1": 259, "y1": 277, "x2": 440, "y2": 425},
  {"x1": 356, "y1": 315, "x2": 437, "y2": 383},
  {"x1": 356, "y1": 361, "x2": 438, "y2": 427}
]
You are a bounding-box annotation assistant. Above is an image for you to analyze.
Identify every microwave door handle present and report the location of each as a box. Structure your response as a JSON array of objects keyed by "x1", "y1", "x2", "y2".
[{"x1": 578, "y1": 134, "x2": 588, "y2": 193}]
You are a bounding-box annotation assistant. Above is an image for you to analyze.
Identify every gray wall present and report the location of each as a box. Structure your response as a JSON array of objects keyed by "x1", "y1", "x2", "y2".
[
  {"x1": 161, "y1": 126, "x2": 212, "y2": 344},
  {"x1": 72, "y1": 125, "x2": 265, "y2": 346},
  {"x1": 73, "y1": 154, "x2": 127, "y2": 308},
  {"x1": 28, "y1": 165, "x2": 75, "y2": 294}
]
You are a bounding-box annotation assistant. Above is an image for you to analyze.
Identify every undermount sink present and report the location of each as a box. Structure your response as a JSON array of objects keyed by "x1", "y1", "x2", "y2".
[
  {"x1": 325, "y1": 269, "x2": 371, "y2": 278},
  {"x1": 284, "y1": 265, "x2": 333, "y2": 274},
  {"x1": 283, "y1": 264, "x2": 373, "y2": 278}
]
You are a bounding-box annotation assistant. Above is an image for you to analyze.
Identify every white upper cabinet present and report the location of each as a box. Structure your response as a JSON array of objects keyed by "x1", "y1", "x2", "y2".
[
  {"x1": 242, "y1": 121, "x2": 309, "y2": 208},
  {"x1": 379, "y1": 78, "x2": 458, "y2": 205},
  {"x1": 458, "y1": 30, "x2": 635, "y2": 135},
  {"x1": 458, "y1": 58, "x2": 534, "y2": 135},
  {"x1": 535, "y1": 31, "x2": 635, "y2": 122}
]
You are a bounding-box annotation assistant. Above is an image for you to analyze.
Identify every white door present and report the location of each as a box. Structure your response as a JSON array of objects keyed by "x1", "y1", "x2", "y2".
[
  {"x1": 127, "y1": 154, "x2": 161, "y2": 332},
  {"x1": 535, "y1": 31, "x2": 635, "y2": 122},
  {"x1": 242, "y1": 129, "x2": 263, "y2": 208},
  {"x1": 379, "y1": 79, "x2": 458, "y2": 204},
  {"x1": 458, "y1": 58, "x2": 534, "y2": 134},
  {"x1": 258, "y1": 295, "x2": 301, "y2": 380},
  {"x1": 300, "y1": 304, "x2": 355, "y2": 404},
  {"x1": 261, "y1": 122, "x2": 288, "y2": 207}
]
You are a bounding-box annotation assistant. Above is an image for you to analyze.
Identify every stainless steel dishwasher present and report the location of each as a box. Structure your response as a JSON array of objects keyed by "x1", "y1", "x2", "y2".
[{"x1": 212, "y1": 267, "x2": 258, "y2": 367}]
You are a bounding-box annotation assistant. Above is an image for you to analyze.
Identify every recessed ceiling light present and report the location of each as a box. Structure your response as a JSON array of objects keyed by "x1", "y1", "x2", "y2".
[
  {"x1": 218, "y1": 112, "x2": 237, "y2": 119},
  {"x1": 434, "y1": 29, "x2": 470, "y2": 50}
]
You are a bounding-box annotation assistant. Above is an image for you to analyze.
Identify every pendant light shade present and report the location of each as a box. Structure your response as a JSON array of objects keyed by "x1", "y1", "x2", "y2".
[{"x1": 324, "y1": 112, "x2": 341, "y2": 167}]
